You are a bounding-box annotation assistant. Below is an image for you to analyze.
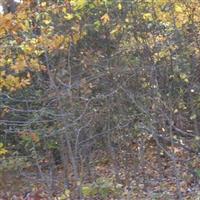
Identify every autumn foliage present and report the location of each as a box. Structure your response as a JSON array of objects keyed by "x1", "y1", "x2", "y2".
[{"x1": 1, "y1": 0, "x2": 200, "y2": 199}]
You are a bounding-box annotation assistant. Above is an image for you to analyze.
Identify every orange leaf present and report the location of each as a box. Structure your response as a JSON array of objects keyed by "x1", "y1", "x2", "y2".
[{"x1": 101, "y1": 13, "x2": 110, "y2": 24}]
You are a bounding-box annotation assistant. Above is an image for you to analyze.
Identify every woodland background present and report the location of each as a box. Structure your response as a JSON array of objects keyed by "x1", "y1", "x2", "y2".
[{"x1": 0, "y1": 0, "x2": 200, "y2": 199}]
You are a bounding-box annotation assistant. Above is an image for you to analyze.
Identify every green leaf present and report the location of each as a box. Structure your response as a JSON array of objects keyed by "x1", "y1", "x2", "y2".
[
  {"x1": 180, "y1": 73, "x2": 189, "y2": 83},
  {"x1": 82, "y1": 185, "x2": 97, "y2": 197},
  {"x1": 195, "y1": 168, "x2": 200, "y2": 178}
]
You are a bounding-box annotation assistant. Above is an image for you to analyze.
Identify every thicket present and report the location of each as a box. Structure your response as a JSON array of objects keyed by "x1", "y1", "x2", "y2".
[{"x1": 0, "y1": 0, "x2": 200, "y2": 199}]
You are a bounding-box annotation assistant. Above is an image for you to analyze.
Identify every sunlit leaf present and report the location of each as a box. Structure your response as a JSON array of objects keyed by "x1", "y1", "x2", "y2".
[
  {"x1": 101, "y1": 13, "x2": 110, "y2": 24},
  {"x1": 0, "y1": 143, "x2": 8, "y2": 155},
  {"x1": 64, "y1": 13, "x2": 74, "y2": 20},
  {"x1": 143, "y1": 13, "x2": 153, "y2": 21},
  {"x1": 118, "y1": 3, "x2": 122, "y2": 10}
]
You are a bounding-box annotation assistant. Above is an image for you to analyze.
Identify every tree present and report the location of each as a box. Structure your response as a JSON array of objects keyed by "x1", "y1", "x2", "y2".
[{"x1": 1, "y1": 0, "x2": 200, "y2": 199}]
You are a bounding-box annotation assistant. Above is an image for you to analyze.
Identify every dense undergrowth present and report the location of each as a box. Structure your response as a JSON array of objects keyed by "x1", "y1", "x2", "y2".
[{"x1": 0, "y1": 0, "x2": 200, "y2": 199}]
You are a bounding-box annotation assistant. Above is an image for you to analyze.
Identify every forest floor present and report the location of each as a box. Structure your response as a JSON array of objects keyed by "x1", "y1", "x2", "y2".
[{"x1": 0, "y1": 141, "x2": 200, "y2": 200}]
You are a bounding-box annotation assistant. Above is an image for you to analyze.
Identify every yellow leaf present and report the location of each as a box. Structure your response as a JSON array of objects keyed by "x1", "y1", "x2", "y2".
[
  {"x1": 20, "y1": 21, "x2": 30, "y2": 31},
  {"x1": 34, "y1": 50, "x2": 44, "y2": 56},
  {"x1": 20, "y1": 43, "x2": 33, "y2": 53},
  {"x1": 62, "y1": 7, "x2": 67, "y2": 14},
  {"x1": 4, "y1": 75, "x2": 21, "y2": 91},
  {"x1": 58, "y1": 189, "x2": 70, "y2": 200},
  {"x1": 125, "y1": 18, "x2": 129, "y2": 23},
  {"x1": 43, "y1": 19, "x2": 51, "y2": 25},
  {"x1": 143, "y1": 13, "x2": 153, "y2": 21},
  {"x1": 118, "y1": 3, "x2": 122, "y2": 10},
  {"x1": 41, "y1": 2, "x2": 47, "y2": 7},
  {"x1": 20, "y1": 77, "x2": 31, "y2": 87},
  {"x1": 29, "y1": 59, "x2": 41, "y2": 71},
  {"x1": 110, "y1": 25, "x2": 121, "y2": 35},
  {"x1": 0, "y1": 71, "x2": 6, "y2": 76},
  {"x1": 17, "y1": 11, "x2": 27, "y2": 20},
  {"x1": 180, "y1": 73, "x2": 189, "y2": 83},
  {"x1": 0, "y1": 143, "x2": 8, "y2": 156},
  {"x1": 72, "y1": 33, "x2": 81, "y2": 44},
  {"x1": 0, "y1": 148, "x2": 8, "y2": 155},
  {"x1": 11, "y1": 55, "x2": 26, "y2": 73},
  {"x1": 27, "y1": 72, "x2": 31, "y2": 79},
  {"x1": 0, "y1": 27, "x2": 5, "y2": 38},
  {"x1": 73, "y1": 0, "x2": 86, "y2": 10},
  {"x1": 64, "y1": 13, "x2": 74, "y2": 20},
  {"x1": 175, "y1": 4, "x2": 184, "y2": 13},
  {"x1": 101, "y1": 13, "x2": 110, "y2": 24}
]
